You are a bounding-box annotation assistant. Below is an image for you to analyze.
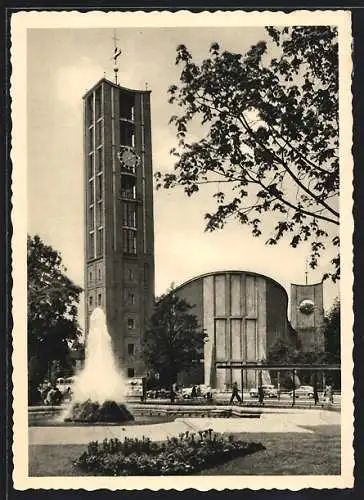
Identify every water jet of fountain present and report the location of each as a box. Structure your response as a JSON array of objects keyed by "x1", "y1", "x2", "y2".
[{"x1": 63, "y1": 307, "x2": 134, "y2": 422}]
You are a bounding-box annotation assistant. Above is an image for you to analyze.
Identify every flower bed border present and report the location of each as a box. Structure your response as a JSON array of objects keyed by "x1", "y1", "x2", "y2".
[{"x1": 74, "y1": 430, "x2": 265, "y2": 476}]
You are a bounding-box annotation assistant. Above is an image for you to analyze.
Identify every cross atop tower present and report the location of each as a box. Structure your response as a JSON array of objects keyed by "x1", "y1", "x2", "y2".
[
  {"x1": 112, "y1": 30, "x2": 122, "y2": 85},
  {"x1": 305, "y1": 258, "x2": 309, "y2": 285}
]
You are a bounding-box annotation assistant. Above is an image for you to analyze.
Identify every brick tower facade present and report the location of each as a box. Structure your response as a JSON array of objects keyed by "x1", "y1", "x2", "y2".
[{"x1": 83, "y1": 78, "x2": 154, "y2": 378}]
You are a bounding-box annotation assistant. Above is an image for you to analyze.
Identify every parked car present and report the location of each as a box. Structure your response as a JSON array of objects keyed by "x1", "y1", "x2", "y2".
[
  {"x1": 249, "y1": 384, "x2": 278, "y2": 399},
  {"x1": 289, "y1": 385, "x2": 314, "y2": 398},
  {"x1": 181, "y1": 387, "x2": 194, "y2": 399}
]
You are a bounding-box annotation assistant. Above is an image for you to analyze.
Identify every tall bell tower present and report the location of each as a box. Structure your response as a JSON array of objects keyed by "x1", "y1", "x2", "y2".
[{"x1": 83, "y1": 75, "x2": 155, "y2": 379}]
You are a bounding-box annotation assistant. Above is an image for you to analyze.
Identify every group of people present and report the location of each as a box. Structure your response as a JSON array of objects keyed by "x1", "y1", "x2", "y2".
[
  {"x1": 39, "y1": 382, "x2": 72, "y2": 406},
  {"x1": 191, "y1": 385, "x2": 201, "y2": 398}
]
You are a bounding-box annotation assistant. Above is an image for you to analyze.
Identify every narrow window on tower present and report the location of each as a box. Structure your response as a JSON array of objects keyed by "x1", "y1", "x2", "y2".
[
  {"x1": 122, "y1": 229, "x2": 137, "y2": 255},
  {"x1": 88, "y1": 232, "x2": 95, "y2": 259},
  {"x1": 86, "y1": 95, "x2": 93, "y2": 126},
  {"x1": 128, "y1": 268, "x2": 134, "y2": 281},
  {"x1": 88, "y1": 206, "x2": 94, "y2": 231},
  {"x1": 96, "y1": 201, "x2": 103, "y2": 228},
  {"x1": 95, "y1": 86, "x2": 102, "y2": 120},
  {"x1": 96, "y1": 149, "x2": 103, "y2": 173},
  {"x1": 97, "y1": 293, "x2": 102, "y2": 306},
  {"x1": 122, "y1": 202, "x2": 136, "y2": 228},
  {"x1": 121, "y1": 184, "x2": 136, "y2": 200},
  {"x1": 127, "y1": 318, "x2": 135, "y2": 330},
  {"x1": 128, "y1": 343, "x2": 135, "y2": 356},
  {"x1": 88, "y1": 179, "x2": 94, "y2": 205},
  {"x1": 120, "y1": 122, "x2": 135, "y2": 146},
  {"x1": 96, "y1": 228, "x2": 103, "y2": 257},
  {"x1": 127, "y1": 368, "x2": 135, "y2": 378},
  {"x1": 96, "y1": 173, "x2": 103, "y2": 201},
  {"x1": 88, "y1": 153, "x2": 94, "y2": 179},
  {"x1": 96, "y1": 121, "x2": 102, "y2": 146},
  {"x1": 88, "y1": 126, "x2": 94, "y2": 151},
  {"x1": 119, "y1": 93, "x2": 134, "y2": 120},
  {"x1": 89, "y1": 295, "x2": 93, "y2": 307}
]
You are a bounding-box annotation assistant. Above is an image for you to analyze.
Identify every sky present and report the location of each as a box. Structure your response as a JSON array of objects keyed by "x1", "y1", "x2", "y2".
[{"x1": 26, "y1": 25, "x2": 340, "y2": 329}]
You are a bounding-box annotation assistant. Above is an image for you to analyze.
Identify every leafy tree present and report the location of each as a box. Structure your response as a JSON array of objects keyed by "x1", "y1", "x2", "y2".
[
  {"x1": 323, "y1": 298, "x2": 340, "y2": 360},
  {"x1": 27, "y1": 235, "x2": 82, "y2": 396},
  {"x1": 266, "y1": 335, "x2": 339, "y2": 388},
  {"x1": 157, "y1": 26, "x2": 339, "y2": 281},
  {"x1": 142, "y1": 290, "x2": 207, "y2": 393}
]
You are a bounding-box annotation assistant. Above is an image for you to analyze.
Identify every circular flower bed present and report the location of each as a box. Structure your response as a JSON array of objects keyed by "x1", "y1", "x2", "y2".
[{"x1": 74, "y1": 430, "x2": 265, "y2": 475}]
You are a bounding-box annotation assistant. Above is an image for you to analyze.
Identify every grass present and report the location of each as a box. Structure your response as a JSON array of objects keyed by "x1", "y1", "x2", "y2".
[
  {"x1": 28, "y1": 425, "x2": 340, "y2": 477},
  {"x1": 196, "y1": 425, "x2": 341, "y2": 475}
]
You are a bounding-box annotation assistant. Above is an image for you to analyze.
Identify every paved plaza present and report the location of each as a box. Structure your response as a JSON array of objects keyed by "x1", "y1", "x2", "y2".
[{"x1": 29, "y1": 408, "x2": 340, "y2": 446}]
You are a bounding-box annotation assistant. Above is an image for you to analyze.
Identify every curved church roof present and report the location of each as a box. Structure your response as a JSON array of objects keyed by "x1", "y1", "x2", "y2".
[{"x1": 172, "y1": 269, "x2": 290, "y2": 300}]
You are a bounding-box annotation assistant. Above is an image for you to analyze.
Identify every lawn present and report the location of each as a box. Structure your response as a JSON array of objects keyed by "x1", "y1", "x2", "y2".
[{"x1": 28, "y1": 425, "x2": 340, "y2": 476}]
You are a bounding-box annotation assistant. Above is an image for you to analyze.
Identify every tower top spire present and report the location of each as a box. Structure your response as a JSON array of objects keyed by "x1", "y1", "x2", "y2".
[{"x1": 112, "y1": 30, "x2": 121, "y2": 85}]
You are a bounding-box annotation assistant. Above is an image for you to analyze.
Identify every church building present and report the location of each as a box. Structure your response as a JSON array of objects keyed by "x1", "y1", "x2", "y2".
[{"x1": 82, "y1": 69, "x2": 325, "y2": 388}]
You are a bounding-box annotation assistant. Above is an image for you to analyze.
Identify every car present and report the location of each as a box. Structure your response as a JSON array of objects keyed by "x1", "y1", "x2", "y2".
[
  {"x1": 249, "y1": 384, "x2": 278, "y2": 398},
  {"x1": 181, "y1": 387, "x2": 194, "y2": 399},
  {"x1": 289, "y1": 385, "x2": 314, "y2": 398}
]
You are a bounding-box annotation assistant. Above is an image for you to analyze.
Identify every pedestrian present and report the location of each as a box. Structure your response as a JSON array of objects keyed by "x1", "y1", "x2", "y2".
[
  {"x1": 258, "y1": 385, "x2": 264, "y2": 406},
  {"x1": 230, "y1": 381, "x2": 242, "y2": 404},
  {"x1": 313, "y1": 385, "x2": 319, "y2": 406},
  {"x1": 191, "y1": 385, "x2": 197, "y2": 398}
]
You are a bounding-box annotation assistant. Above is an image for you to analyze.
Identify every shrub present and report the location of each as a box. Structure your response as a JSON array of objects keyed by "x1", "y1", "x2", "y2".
[
  {"x1": 65, "y1": 400, "x2": 134, "y2": 423},
  {"x1": 74, "y1": 430, "x2": 265, "y2": 475}
]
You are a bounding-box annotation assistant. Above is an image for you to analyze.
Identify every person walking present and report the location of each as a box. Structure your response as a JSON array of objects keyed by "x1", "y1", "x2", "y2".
[
  {"x1": 230, "y1": 381, "x2": 242, "y2": 404},
  {"x1": 313, "y1": 385, "x2": 319, "y2": 406},
  {"x1": 191, "y1": 385, "x2": 197, "y2": 398}
]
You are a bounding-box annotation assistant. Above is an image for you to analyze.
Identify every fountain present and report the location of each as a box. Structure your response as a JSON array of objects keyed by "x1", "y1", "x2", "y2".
[{"x1": 64, "y1": 307, "x2": 134, "y2": 422}]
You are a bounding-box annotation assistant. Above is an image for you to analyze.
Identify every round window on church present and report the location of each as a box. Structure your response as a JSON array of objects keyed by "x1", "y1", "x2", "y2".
[{"x1": 299, "y1": 299, "x2": 315, "y2": 315}]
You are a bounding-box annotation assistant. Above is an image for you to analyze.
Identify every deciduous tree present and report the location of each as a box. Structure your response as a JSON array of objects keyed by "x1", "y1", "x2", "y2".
[
  {"x1": 27, "y1": 235, "x2": 82, "y2": 395},
  {"x1": 157, "y1": 26, "x2": 339, "y2": 280},
  {"x1": 142, "y1": 289, "x2": 206, "y2": 392}
]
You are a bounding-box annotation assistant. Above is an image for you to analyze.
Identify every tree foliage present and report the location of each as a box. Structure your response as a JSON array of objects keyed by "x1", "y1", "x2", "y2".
[
  {"x1": 157, "y1": 26, "x2": 340, "y2": 281},
  {"x1": 142, "y1": 290, "x2": 206, "y2": 388},
  {"x1": 323, "y1": 298, "x2": 340, "y2": 360},
  {"x1": 27, "y1": 234, "x2": 83, "y2": 387}
]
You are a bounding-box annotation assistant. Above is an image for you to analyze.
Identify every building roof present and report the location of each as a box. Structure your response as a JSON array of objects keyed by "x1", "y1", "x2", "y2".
[
  {"x1": 291, "y1": 281, "x2": 323, "y2": 287},
  {"x1": 172, "y1": 269, "x2": 289, "y2": 298},
  {"x1": 82, "y1": 77, "x2": 152, "y2": 99}
]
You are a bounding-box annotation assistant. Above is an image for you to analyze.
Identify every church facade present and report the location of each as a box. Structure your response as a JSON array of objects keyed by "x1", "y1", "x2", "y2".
[{"x1": 173, "y1": 270, "x2": 315, "y2": 390}]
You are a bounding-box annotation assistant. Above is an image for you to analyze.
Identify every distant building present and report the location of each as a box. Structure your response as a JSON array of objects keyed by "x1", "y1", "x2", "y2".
[
  {"x1": 290, "y1": 282, "x2": 325, "y2": 352},
  {"x1": 83, "y1": 78, "x2": 155, "y2": 379},
  {"x1": 174, "y1": 270, "x2": 300, "y2": 390}
]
